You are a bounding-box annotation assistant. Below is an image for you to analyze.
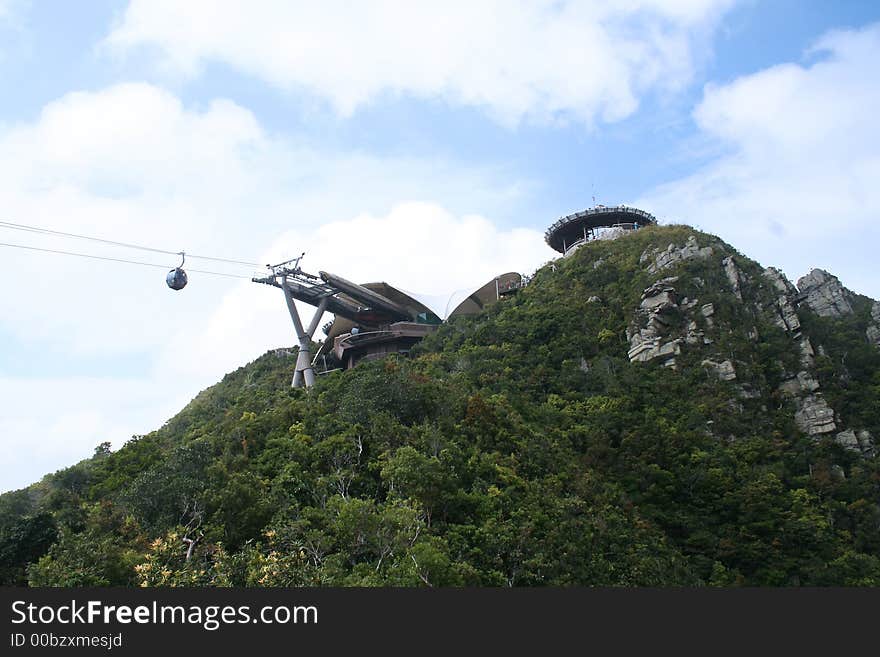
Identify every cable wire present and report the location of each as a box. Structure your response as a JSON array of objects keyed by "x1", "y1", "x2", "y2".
[
  {"x1": 0, "y1": 220, "x2": 263, "y2": 267},
  {"x1": 0, "y1": 241, "x2": 253, "y2": 279}
]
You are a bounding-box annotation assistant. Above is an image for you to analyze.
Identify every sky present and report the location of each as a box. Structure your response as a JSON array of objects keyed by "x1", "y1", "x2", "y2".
[{"x1": 1, "y1": 0, "x2": 879, "y2": 492}]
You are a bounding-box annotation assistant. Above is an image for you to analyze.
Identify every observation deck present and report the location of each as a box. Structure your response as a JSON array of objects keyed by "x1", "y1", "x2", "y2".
[{"x1": 545, "y1": 205, "x2": 656, "y2": 255}]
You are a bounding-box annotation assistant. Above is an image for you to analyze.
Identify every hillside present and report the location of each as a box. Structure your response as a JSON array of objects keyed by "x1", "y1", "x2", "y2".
[{"x1": 2, "y1": 224, "x2": 879, "y2": 586}]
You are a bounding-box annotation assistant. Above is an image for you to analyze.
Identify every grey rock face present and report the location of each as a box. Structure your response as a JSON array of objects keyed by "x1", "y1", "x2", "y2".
[
  {"x1": 779, "y1": 369, "x2": 836, "y2": 436},
  {"x1": 627, "y1": 337, "x2": 682, "y2": 363},
  {"x1": 762, "y1": 268, "x2": 801, "y2": 335},
  {"x1": 857, "y1": 430, "x2": 876, "y2": 456},
  {"x1": 702, "y1": 359, "x2": 737, "y2": 381},
  {"x1": 798, "y1": 338, "x2": 815, "y2": 369},
  {"x1": 794, "y1": 395, "x2": 837, "y2": 436},
  {"x1": 640, "y1": 283, "x2": 677, "y2": 312},
  {"x1": 628, "y1": 278, "x2": 684, "y2": 363},
  {"x1": 736, "y1": 384, "x2": 761, "y2": 399},
  {"x1": 867, "y1": 301, "x2": 880, "y2": 347},
  {"x1": 778, "y1": 371, "x2": 820, "y2": 397},
  {"x1": 763, "y1": 267, "x2": 797, "y2": 296},
  {"x1": 680, "y1": 297, "x2": 699, "y2": 311},
  {"x1": 796, "y1": 269, "x2": 853, "y2": 317},
  {"x1": 641, "y1": 236, "x2": 714, "y2": 275},
  {"x1": 686, "y1": 320, "x2": 704, "y2": 345},
  {"x1": 835, "y1": 429, "x2": 875, "y2": 456},
  {"x1": 722, "y1": 256, "x2": 743, "y2": 301},
  {"x1": 836, "y1": 429, "x2": 860, "y2": 451}
]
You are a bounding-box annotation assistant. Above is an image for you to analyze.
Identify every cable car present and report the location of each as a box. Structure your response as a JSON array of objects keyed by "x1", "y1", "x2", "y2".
[{"x1": 166, "y1": 252, "x2": 187, "y2": 290}]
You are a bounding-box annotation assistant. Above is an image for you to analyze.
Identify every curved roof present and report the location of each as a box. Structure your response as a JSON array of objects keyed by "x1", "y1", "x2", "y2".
[
  {"x1": 323, "y1": 273, "x2": 523, "y2": 338},
  {"x1": 324, "y1": 281, "x2": 441, "y2": 340},
  {"x1": 400, "y1": 272, "x2": 521, "y2": 321},
  {"x1": 447, "y1": 272, "x2": 522, "y2": 319},
  {"x1": 545, "y1": 205, "x2": 656, "y2": 253}
]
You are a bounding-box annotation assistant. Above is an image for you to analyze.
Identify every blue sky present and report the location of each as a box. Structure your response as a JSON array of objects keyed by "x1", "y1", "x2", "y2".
[{"x1": 2, "y1": 1, "x2": 879, "y2": 492}]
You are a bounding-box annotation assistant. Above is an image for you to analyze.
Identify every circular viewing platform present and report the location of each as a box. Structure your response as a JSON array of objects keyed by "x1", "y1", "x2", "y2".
[{"x1": 545, "y1": 205, "x2": 656, "y2": 254}]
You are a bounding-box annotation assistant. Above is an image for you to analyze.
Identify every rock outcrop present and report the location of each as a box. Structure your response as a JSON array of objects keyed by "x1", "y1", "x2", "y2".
[
  {"x1": 627, "y1": 338, "x2": 682, "y2": 364},
  {"x1": 640, "y1": 236, "x2": 714, "y2": 275},
  {"x1": 778, "y1": 371, "x2": 820, "y2": 397},
  {"x1": 777, "y1": 366, "x2": 837, "y2": 436},
  {"x1": 722, "y1": 256, "x2": 743, "y2": 301},
  {"x1": 794, "y1": 395, "x2": 837, "y2": 436},
  {"x1": 758, "y1": 268, "x2": 840, "y2": 436},
  {"x1": 627, "y1": 278, "x2": 682, "y2": 364},
  {"x1": 702, "y1": 359, "x2": 737, "y2": 381},
  {"x1": 867, "y1": 301, "x2": 880, "y2": 347},
  {"x1": 700, "y1": 303, "x2": 715, "y2": 328},
  {"x1": 628, "y1": 235, "x2": 875, "y2": 450},
  {"x1": 640, "y1": 279, "x2": 678, "y2": 312},
  {"x1": 797, "y1": 269, "x2": 853, "y2": 318},
  {"x1": 835, "y1": 429, "x2": 875, "y2": 456},
  {"x1": 763, "y1": 268, "x2": 801, "y2": 335}
]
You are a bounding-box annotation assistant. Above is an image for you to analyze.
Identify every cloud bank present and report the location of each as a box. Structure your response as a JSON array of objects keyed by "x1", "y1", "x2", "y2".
[{"x1": 105, "y1": 0, "x2": 735, "y2": 126}]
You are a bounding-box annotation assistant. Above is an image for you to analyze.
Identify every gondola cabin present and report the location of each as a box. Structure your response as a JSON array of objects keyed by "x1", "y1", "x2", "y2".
[{"x1": 166, "y1": 267, "x2": 187, "y2": 290}]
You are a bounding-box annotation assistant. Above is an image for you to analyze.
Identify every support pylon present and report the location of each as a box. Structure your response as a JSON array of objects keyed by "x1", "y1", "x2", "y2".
[{"x1": 281, "y1": 280, "x2": 328, "y2": 388}]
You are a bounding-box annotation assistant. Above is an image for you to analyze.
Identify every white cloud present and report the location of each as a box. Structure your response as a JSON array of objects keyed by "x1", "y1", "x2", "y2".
[
  {"x1": 0, "y1": 82, "x2": 552, "y2": 492},
  {"x1": 0, "y1": 376, "x2": 177, "y2": 490},
  {"x1": 0, "y1": 83, "x2": 270, "y2": 357},
  {"x1": 104, "y1": 0, "x2": 735, "y2": 126},
  {"x1": 638, "y1": 23, "x2": 880, "y2": 298}
]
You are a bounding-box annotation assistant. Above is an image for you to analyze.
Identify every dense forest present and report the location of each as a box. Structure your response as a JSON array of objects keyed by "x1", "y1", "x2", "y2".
[{"x1": 2, "y1": 225, "x2": 879, "y2": 586}]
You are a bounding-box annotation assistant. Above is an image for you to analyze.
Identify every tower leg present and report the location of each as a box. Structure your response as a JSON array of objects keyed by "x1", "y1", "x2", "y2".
[{"x1": 281, "y1": 283, "x2": 329, "y2": 388}]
